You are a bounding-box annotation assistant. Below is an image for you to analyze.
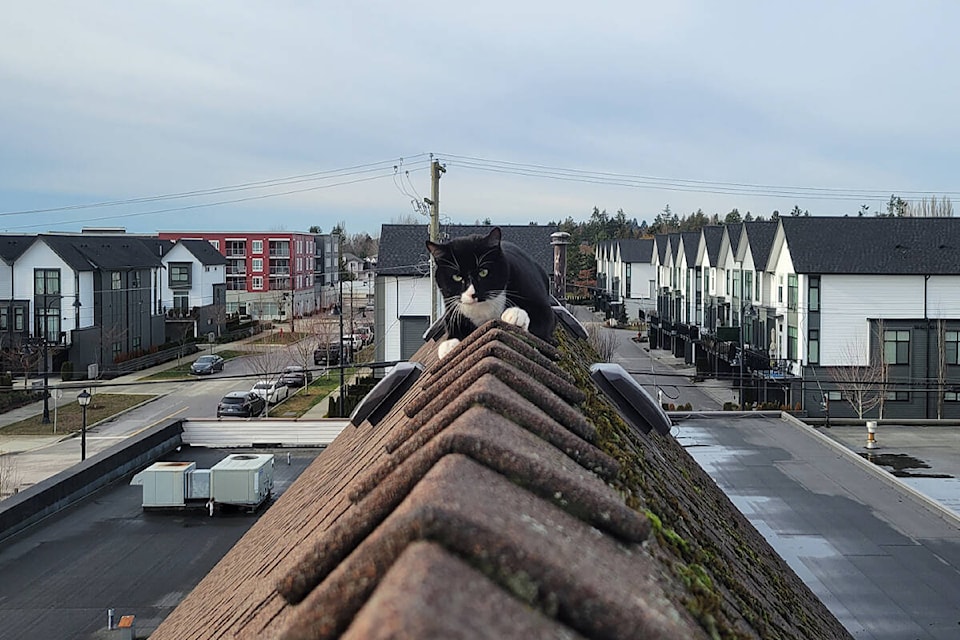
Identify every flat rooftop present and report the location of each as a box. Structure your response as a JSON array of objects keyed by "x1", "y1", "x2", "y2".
[{"x1": 0, "y1": 446, "x2": 322, "y2": 639}]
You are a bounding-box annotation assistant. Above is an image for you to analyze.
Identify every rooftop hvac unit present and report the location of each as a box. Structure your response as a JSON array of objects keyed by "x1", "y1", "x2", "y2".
[
  {"x1": 210, "y1": 454, "x2": 274, "y2": 507},
  {"x1": 130, "y1": 461, "x2": 196, "y2": 508}
]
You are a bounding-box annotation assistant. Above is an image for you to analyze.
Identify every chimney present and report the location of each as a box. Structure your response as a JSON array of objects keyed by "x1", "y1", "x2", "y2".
[{"x1": 550, "y1": 232, "x2": 571, "y2": 302}]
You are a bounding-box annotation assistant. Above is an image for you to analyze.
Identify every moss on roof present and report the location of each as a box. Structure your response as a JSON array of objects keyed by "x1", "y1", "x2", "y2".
[{"x1": 554, "y1": 329, "x2": 851, "y2": 639}]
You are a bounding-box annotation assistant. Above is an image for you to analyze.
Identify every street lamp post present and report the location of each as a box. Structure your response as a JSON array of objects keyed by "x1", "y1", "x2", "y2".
[{"x1": 77, "y1": 389, "x2": 91, "y2": 461}]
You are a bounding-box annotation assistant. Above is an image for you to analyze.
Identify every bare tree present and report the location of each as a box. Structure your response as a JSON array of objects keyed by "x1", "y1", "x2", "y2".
[
  {"x1": 830, "y1": 330, "x2": 885, "y2": 420},
  {"x1": 937, "y1": 319, "x2": 947, "y2": 419},
  {"x1": 247, "y1": 339, "x2": 290, "y2": 418},
  {"x1": 907, "y1": 195, "x2": 954, "y2": 218},
  {"x1": 0, "y1": 451, "x2": 21, "y2": 499},
  {"x1": 586, "y1": 323, "x2": 617, "y2": 363}
]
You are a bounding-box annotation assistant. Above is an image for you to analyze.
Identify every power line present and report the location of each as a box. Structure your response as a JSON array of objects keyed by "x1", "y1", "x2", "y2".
[
  {"x1": 436, "y1": 153, "x2": 960, "y2": 202},
  {"x1": 4, "y1": 168, "x2": 427, "y2": 231},
  {"x1": 0, "y1": 155, "x2": 432, "y2": 218}
]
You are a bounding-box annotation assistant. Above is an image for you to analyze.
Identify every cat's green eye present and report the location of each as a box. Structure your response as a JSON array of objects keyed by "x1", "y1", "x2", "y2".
[
  {"x1": 452, "y1": 274, "x2": 463, "y2": 282},
  {"x1": 478, "y1": 269, "x2": 489, "y2": 278}
]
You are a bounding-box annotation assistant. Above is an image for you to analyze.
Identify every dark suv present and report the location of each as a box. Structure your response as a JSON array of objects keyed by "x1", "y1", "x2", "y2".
[
  {"x1": 314, "y1": 341, "x2": 351, "y2": 366},
  {"x1": 280, "y1": 365, "x2": 314, "y2": 388},
  {"x1": 217, "y1": 391, "x2": 266, "y2": 418}
]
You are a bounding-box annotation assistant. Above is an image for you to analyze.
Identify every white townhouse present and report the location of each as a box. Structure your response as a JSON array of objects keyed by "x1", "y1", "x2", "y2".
[{"x1": 594, "y1": 238, "x2": 656, "y2": 321}]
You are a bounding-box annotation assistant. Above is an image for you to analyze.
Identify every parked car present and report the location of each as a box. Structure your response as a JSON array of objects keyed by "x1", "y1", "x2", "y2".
[
  {"x1": 314, "y1": 340, "x2": 351, "y2": 366},
  {"x1": 190, "y1": 354, "x2": 225, "y2": 375},
  {"x1": 251, "y1": 378, "x2": 290, "y2": 404},
  {"x1": 280, "y1": 365, "x2": 313, "y2": 388},
  {"x1": 217, "y1": 391, "x2": 265, "y2": 418},
  {"x1": 345, "y1": 334, "x2": 364, "y2": 351}
]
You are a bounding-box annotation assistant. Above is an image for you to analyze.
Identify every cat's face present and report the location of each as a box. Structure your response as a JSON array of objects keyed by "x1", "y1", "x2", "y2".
[{"x1": 426, "y1": 228, "x2": 509, "y2": 324}]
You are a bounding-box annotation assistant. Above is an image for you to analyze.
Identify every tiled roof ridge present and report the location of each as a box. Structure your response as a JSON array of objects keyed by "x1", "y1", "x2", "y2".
[
  {"x1": 275, "y1": 454, "x2": 706, "y2": 640},
  {"x1": 279, "y1": 405, "x2": 647, "y2": 603},
  {"x1": 396, "y1": 357, "x2": 596, "y2": 453},
  {"x1": 338, "y1": 541, "x2": 590, "y2": 640},
  {"x1": 359, "y1": 375, "x2": 614, "y2": 496},
  {"x1": 404, "y1": 327, "x2": 582, "y2": 419}
]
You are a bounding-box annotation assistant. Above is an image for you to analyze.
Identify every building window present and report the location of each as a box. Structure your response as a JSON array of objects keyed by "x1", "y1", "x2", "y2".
[
  {"x1": 946, "y1": 330, "x2": 959, "y2": 365},
  {"x1": 131, "y1": 271, "x2": 141, "y2": 290},
  {"x1": 252, "y1": 240, "x2": 263, "y2": 254},
  {"x1": 132, "y1": 337, "x2": 141, "y2": 352},
  {"x1": 35, "y1": 269, "x2": 61, "y2": 295},
  {"x1": 884, "y1": 390, "x2": 909, "y2": 402},
  {"x1": 787, "y1": 274, "x2": 798, "y2": 311},
  {"x1": 744, "y1": 271, "x2": 753, "y2": 303},
  {"x1": 252, "y1": 276, "x2": 263, "y2": 290},
  {"x1": 14, "y1": 308, "x2": 24, "y2": 331},
  {"x1": 226, "y1": 240, "x2": 245, "y2": 257},
  {"x1": 252, "y1": 258, "x2": 263, "y2": 272},
  {"x1": 0, "y1": 308, "x2": 6, "y2": 331},
  {"x1": 883, "y1": 329, "x2": 910, "y2": 365},
  {"x1": 625, "y1": 265, "x2": 632, "y2": 298},
  {"x1": 755, "y1": 272, "x2": 761, "y2": 300},
  {"x1": 826, "y1": 390, "x2": 842, "y2": 401},
  {"x1": 787, "y1": 325, "x2": 797, "y2": 360},
  {"x1": 111, "y1": 271, "x2": 122, "y2": 290},
  {"x1": 112, "y1": 342, "x2": 122, "y2": 361},
  {"x1": 778, "y1": 275, "x2": 784, "y2": 303},
  {"x1": 173, "y1": 293, "x2": 189, "y2": 311},
  {"x1": 946, "y1": 391, "x2": 960, "y2": 402},
  {"x1": 209, "y1": 240, "x2": 220, "y2": 250},
  {"x1": 808, "y1": 329, "x2": 819, "y2": 364},
  {"x1": 169, "y1": 263, "x2": 191, "y2": 288},
  {"x1": 809, "y1": 276, "x2": 820, "y2": 312}
]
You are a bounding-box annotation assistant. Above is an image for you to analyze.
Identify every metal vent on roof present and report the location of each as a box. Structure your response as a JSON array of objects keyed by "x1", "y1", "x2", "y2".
[
  {"x1": 590, "y1": 363, "x2": 672, "y2": 435},
  {"x1": 350, "y1": 362, "x2": 424, "y2": 427}
]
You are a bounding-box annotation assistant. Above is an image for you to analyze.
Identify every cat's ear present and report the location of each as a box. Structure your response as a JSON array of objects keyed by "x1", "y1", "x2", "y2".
[
  {"x1": 425, "y1": 240, "x2": 444, "y2": 259},
  {"x1": 484, "y1": 227, "x2": 502, "y2": 248}
]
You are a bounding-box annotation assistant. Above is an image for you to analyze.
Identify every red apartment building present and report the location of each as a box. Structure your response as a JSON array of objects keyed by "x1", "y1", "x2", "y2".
[{"x1": 159, "y1": 231, "x2": 317, "y2": 321}]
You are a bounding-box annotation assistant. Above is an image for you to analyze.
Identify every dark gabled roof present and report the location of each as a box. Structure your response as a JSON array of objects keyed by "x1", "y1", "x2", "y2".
[
  {"x1": 702, "y1": 226, "x2": 724, "y2": 266},
  {"x1": 654, "y1": 234, "x2": 669, "y2": 263},
  {"x1": 39, "y1": 235, "x2": 163, "y2": 271},
  {"x1": 377, "y1": 224, "x2": 556, "y2": 276},
  {"x1": 681, "y1": 231, "x2": 700, "y2": 267},
  {"x1": 138, "y1": 236, "x2": 174, "y2": 260},
  {"x1": 617, "y1": 238, "x2": 653, "y2": 263},
  {"x1": 152, "y1": 321, "x2": 851, "y2": 640},
  {"x1": 782, "y1": 216, "x2": 960, "y2": 274},
  {"x1": 0, "y1": 235, "x2": 34, "y2": 265},
  {"x1": 667, "y1": 233, "x2": 680, "y2": 263},
  {"x1": 727, "y1": 223, "x2": 743, "y2": 255},
  {"x1": 178, "y1": 239, "x2": 227, "y2": 266},
  {"x1": 742, "y1": 221, "x2": 778, "y2": 271}
]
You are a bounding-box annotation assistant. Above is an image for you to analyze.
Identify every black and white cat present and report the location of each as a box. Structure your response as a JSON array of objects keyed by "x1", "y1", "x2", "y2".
[{"x1": 426, "y1": 227, "x2": 556, "y2": 358}]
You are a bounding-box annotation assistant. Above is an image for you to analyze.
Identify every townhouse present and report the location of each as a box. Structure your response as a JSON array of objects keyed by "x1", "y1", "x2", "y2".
[
  {"x1": 0, "y1": 233, "x2": 166, "y2": 378},
  {"x1": 594, "y1": 238, "x2": 656, "y2": 321},
  {"x1": 606, "y1": 217, "x2": 960, "y2": 419}
]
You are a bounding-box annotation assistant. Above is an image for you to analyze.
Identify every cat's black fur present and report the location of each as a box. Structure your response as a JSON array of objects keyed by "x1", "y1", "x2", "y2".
[{"x1": 425, "y1": 227, "x2": 556, "y2": 343}]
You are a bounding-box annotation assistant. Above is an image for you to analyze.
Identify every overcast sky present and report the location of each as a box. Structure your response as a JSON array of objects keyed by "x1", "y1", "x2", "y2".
[{"x1": 2, "y1": 1, "x2": 958, "y2": 238}]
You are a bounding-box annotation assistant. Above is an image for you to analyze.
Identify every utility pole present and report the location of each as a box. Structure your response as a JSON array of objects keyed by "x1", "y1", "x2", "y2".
[{"x1": 428, "y1": 159, "x2": 445, "y2": 323}]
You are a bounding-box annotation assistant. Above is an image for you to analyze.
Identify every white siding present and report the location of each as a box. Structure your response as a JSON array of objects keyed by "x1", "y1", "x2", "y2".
[
  {"x1": 820, "y1": 274, "x2": 960, "y2": 366},
  {"x1": 382, "y1": 275, "x2": 432, "y2": 362}
]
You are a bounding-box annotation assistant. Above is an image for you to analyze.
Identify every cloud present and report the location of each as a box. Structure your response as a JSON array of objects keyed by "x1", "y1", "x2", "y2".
[{"x1": 2, "y1": 1, "x2": 960, "y2": 237}]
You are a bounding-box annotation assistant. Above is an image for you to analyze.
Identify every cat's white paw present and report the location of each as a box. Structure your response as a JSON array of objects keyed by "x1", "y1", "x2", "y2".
[
  {"x1": 501, "y1": 306, "x2": 530, "y2": 330},
  {"x1": 437, "y1": 338, "x2": 461, "y2": 359}
]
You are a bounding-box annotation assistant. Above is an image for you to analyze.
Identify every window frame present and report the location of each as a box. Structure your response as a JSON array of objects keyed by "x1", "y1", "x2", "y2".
[{"x1": 883, "y1": 329, "x2": 911, "y2": 365}]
